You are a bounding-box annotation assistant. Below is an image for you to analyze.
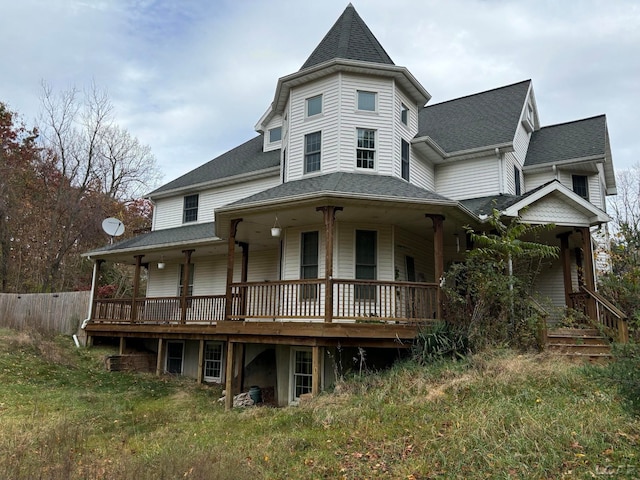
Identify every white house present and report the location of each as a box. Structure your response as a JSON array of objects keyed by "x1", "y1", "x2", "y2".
[{"x1": 83, "y1": 4, "x2": 623, "y2": 407}]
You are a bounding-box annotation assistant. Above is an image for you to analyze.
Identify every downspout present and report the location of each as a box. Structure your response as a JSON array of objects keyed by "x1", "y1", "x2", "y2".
[
  {"x1": 496, "y1": 147, "x2": 505, "y2": 193},
  {"x1": 80, "y1": 258, "x2": 99, "y2": 330}
]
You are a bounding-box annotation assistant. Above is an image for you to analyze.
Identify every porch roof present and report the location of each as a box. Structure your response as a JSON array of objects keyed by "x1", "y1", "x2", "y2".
[
  {"x1": 83, "y1": 222, "x2": 219, "y2": 259},
  {"x1": 219, "y1": 171, "x2": 454, "y2": 210}
]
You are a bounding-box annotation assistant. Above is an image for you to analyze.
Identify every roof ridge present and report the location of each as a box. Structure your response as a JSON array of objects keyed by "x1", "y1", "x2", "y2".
[
  {"x1": 535, "y1": 114, "x2": 606, "y2": 131},
  {"x1": 423, "y1": 79, "x2": 531, "y2": 109}
]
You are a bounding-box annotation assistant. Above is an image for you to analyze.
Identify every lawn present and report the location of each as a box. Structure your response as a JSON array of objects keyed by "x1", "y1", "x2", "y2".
[{"x1": 0, "y1": 328, "x2": 638, "y2": 479}]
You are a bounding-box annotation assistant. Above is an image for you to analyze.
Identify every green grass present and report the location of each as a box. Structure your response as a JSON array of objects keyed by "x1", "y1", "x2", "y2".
[{"x1": 0, "y1": 328, "x2": 639, "y2": 479}]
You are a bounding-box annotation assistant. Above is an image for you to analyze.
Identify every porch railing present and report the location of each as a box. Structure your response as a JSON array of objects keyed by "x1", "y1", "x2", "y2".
[
  {"x1": 568, "y1": 287, "x2": 629, "y2": 343},
  {"x1": 92, "y1": 279, "x2": 439, "y2": 325}
]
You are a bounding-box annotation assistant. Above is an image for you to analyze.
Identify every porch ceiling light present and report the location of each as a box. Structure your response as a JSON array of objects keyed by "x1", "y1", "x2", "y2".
[
  {"x1": 158, "y1": 255, "x2": 165, "y2": 269},
  {"x1": 271, "y1": 215, "x2": 282, "y2": 238}
]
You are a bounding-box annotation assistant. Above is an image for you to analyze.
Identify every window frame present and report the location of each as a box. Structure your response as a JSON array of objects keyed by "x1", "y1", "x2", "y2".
[
  {"x1": 269, "y1": 126, "x2": 282, "y2": 143},
  {"x1": 291, "y1": 348, "x2": 313, "y2": 402},
  {"x1": 355, "y1": 229, "x2": 377, "y2": 301},
  {"x1": 183, "y1": 194, "x2": 199, "y2": 223},
  {"x1": 572, "y1": 174, "x2": 589, "y2": 200},
  {"x1": 400, "y1": 103, "x2": 409, "y2": 125},
  {"x1": 203, "y1": 341, "x2": 224, "y2": 383},
  {"x1": 357, "y1": 90, "x2": 377, "y2": 112},
  {"x1": 356, "y1": 128, "x2": 376, "y2": 170},
  {"x1": 304, "y1": 131, "x2": 322, "y2": 174},
  {"x1": 306, "y1": 94, "x2": 322, "y2": 117},
  {"x1": 165, "y1": 341, "x2": 185, "y2": 375},
  {"x1": 178, "y1": 263, "x2": 195, "y2": 297},
  {"x1": 514, "y1": 165, "x2": 522, "y2": 196},
  {"x1": 300, "y1": 231, "x2": 319, "y2": 301},
  {"x1": 401, "y1": 139, "x2": 410, "y2": 181}
]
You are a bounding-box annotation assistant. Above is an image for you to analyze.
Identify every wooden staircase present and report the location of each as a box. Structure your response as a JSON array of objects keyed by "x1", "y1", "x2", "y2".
[{"x1": 545, "y1": 328, "x2": 612, "y2": 361}]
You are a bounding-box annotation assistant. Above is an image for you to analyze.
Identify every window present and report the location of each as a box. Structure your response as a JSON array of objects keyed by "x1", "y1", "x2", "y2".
[
  {"x1": 179, "y1": 263, "x2": 194, "y2": 296},
  {"x1": 183, "y1": 194, "x2": 199, "y2": 223},
  {"x1": 306, "y1": 94, "x2": 322, "y2": 117},
  {"x1": 401, "y1": 139, "x2": 410, "y2": 181},
  {"x1": 356, "y1": 129, "x2": 375, "y2": 169},
  {"x1": 304, "y1": 131, "x2": 321, "y2": 173},
  {"x1": 355, "y1": 230, "x2": 377, "y2": 301},
  {"x1": 300, "y1": 231, "x2": 319, "y2": 300},
  {"x1": 269, "y1": 127, "x2": 282, "y2": 142},
  {"x1": 166, "y1": 341, "x2": 184, "y2": 374},
  {"x1": 400, "y1": 103, "x2": 408, "y2": 125},
  {"x1": 514, "y1": 165, "x2": 522, "y2": 196},
  {"x1": 572, "y1": 175, "x2": 589, "y2": 199},
  {"x1": 203, "y1": 342, "x2": 223, "y2": 382},
  {"x1": 292, "y1": 349, "x2": 313, "y2": 400},
  {"x1": 357, "y1": 91, "x2": 376, "y2": 111}
]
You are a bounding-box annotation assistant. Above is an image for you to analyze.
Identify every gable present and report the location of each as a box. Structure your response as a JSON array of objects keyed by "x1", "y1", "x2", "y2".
[{"x1": 518, "y1": 192, "x2": 600, "y2": 226}]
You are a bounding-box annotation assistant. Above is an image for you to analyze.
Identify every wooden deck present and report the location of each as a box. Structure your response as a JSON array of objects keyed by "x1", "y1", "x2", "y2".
[{"x1": 86, "y1": 279, "x2": 439, "y2": 347}]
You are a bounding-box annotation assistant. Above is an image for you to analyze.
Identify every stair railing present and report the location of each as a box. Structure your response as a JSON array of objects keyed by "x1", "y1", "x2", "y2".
[{"x1": 579, "y1": 286, "x2": 629, "y2": 343}]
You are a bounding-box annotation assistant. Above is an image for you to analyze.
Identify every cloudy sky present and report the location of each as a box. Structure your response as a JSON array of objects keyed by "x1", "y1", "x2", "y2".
[{"x1": 2, "y1": 0, "x2": 639, "y2": 188}]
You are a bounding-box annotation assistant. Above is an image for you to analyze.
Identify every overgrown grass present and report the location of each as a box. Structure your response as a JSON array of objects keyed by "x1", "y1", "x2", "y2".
[{"x1": 1, "y1": 328, "x2": 639, "y2": 479}]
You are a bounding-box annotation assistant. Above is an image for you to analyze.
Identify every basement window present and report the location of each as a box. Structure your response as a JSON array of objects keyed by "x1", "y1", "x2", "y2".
[
  {"x1": 203, "y1": 342, "x2": 224, "y2": 383},
  {"x1": 165, "y1": 341, "x2": 184, "y2": 374},
  {"x1": 291, "y1": 348, "x2": 313, "y2": 401}
]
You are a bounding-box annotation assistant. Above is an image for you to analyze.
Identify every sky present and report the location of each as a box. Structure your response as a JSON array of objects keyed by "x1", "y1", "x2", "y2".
[{"x1": 1, "y1": 0, "x2": 639, "y2": 189}]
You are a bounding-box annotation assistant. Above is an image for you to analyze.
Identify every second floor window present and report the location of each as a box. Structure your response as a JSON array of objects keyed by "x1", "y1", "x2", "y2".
[
  {"x1": 572, "y1": 175, "x2": 589, "y2": 200},
  {"x1": 356, "y1": 129, "x2": 375, "y2": 169},
  {"x1": 183, "y1": 194, "x2": 199, "y2": 223},
  {"x1": 514, "y1": 165, "x2": 522, "y2": 195},
  {"x1": 401, "y1": 103, "x2": 408, "y2": 125},
  {"x1": 357, "y1": 91, "x2": 376, "y2": 111},
  {"x1": 401, "y1": 139, "x2": 410, "y2": 181},
  {"x1": 305, "y1": 132, "x2": 321, "y2": 173},
  {"x1": 269, "y1": 127, "x2": 282, "y2": 142},
  {"x1": 306, "y1": 94, "x2": 322, "y2": 117}
]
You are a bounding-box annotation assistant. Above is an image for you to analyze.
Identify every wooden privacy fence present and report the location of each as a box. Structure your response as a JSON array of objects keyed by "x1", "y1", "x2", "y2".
[{"x1": 0, "y1": 291, "x2": 91, "y2": 335}]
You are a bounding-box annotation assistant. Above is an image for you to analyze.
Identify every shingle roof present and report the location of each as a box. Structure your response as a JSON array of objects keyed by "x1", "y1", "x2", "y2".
[
  {"x1": 417, "y1": 80, "x2": 531, "y2": 154},
  {"x1": 85, "y1": 222, "x2": 217, "y2": 256},
  {"x1": 459, "y1": 194, "x2": 522, "y2": 217},
  {"x1": 149, "y1": 136, "x2": 280, "y2": 196},
  {"x1": 225, "y1": 172, "x2": 452, "y2": 208},
  {"x1": 524, "y1": 115, "x2": 607, "y2": 167},
  {"x1": 300, "y1": 3, "x2": 394, "y2": 70}
]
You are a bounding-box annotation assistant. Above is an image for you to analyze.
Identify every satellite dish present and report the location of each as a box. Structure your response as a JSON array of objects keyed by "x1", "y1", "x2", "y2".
[{"x1": 102, "y1": 218, "x2": 125, "y2": 238}]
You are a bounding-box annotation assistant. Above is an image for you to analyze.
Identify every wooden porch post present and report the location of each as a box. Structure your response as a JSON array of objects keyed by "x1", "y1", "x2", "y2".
[
  {"x1": 426, "y1": 214, "x2": 445, "y2": 319},
  {"x1": 312, "y1": 345, "x2": 321, "y2": 396},
  {"x1": 578, "y1": 227, "x2": 597, "y2": 320},
  {"x1": 197, "y1": 340, "x2": 204, "y2": 384},
  {"x1": 557, "y1": 232, "x2": 573, "y2": 307},
  {"x1": 238, "y1": 241, "x2": 249, "y2": 318},
  {"x1": 155, "y1": 338, "x2": 164, "y2": 376},
  {"x1": 317, "y1": 206, "x2": 342, "y2": 323},
  {"x1": 131, "y1": 254, "x2": 144, "y2": 323},
  {"x1": 225, "y1": 341, "x2": 235, "y2": 410},
  {"x1": 180, "y1": 249, "x2": 194, "y2": 323},
  {"x1": 224, "y1": 219, "x2": 242, "y2": 322}
]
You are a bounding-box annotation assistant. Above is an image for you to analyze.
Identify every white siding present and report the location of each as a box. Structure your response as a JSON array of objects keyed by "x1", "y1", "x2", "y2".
[
  {"x1": 512, "y1": 121, "x2": 531, "y2": 167},
  {"x1": 411, "y1": 151, "x2": 436, "y2": 191},
  {"x1": 524, "y1": 170, "x2": 555, "y2": 192},
  {"x1": 435, "y1": 155, "x2": 500, "y2": 200},
  {"x1": 504, "y1": 153, "x2": 516, "y2": 194},
  {"x1": 393, "y1": 227, "x2": 433, "y2": 282},
  {"x1": 519, "y1": 193, "x2": 590, "y2": 226},
  {"x1": 282, "y1": 225, "x2": 326, "y2": 280},
  {"x1": 336, "y1": 223, "x2": 393, "y2": 281},
  {"x1": 152, "y1": 175, "x2": 280, "y2": 230},
  {"x1": 392, "y1": 85, "x2": 421, "y2": 183},
  {"x1": 264, "y1": 114, "x2": 283, "y2": 152},
  {"x1": 533, "y1": 256, "x2": 566, "y2": 319},
  {"x1": 338, "y1": 74, "x2": 395, "y2": 176},
  {"x1": 557, "y1": 171, "x2": 604, "y2": 209},
  {"x1": 286, "y1": 75, "x2": 341, "y2": 181}
]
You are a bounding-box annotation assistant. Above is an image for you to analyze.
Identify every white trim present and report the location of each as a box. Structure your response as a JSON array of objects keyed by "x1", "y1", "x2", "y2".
[{"x1": 502, "y1": 181, "x2": 610, "y2": 224}]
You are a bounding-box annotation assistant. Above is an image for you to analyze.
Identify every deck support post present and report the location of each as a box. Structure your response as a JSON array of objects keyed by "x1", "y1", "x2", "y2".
[
  {"x1": 119, "y1": 337, "x2": 126, "y2": 355},
  {"x1": 317, "y1": 206, "x2": 342, "y2": 323},
  {"x1": 131, "y1": 255, "x2": 144, "y2": 323},
  {"x1": 557, "y1": 232, "x2": 573, "y2": 306},
  {"x1": 180, "y1": 250, "x2": 194, "y2": 324},
  {"x1": 426, "y1": 214, "x2": 445, "y2": 319},
  {"x1": 225, "y1": 219, "x2": 243, "y2": 322},
  {"x1": 312, "y1": 346, "x2": 321, "y2": 396},
  {"x1": 197, "y1": 339, "x2": 204, "y2": 384},
  {"x1": 225, "y1": 341, "x2": 235, "y2": 410},
  {"x1": 155, "y1": 338, "x2": 164, "y2": 376},
  {"x1": 233, "y1": 343, "x2": 245, "y2": 394}
]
